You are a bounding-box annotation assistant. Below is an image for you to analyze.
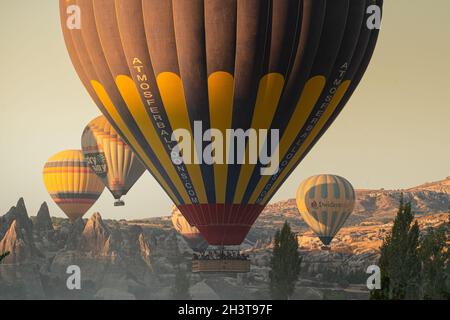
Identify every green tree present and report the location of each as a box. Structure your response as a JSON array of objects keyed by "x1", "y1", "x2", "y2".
[
  {"x1": 171, "y1": 265, "x2": 191, "y2": 300},
  {"x1": 419, "y1": 216, "x2": 450, "y2": 299},
  {"x1": 269, "y1": 221, "x2": 302, "y2": 300},
  {"x1": 0, "y1": 251, "x2": 10, "y2": 263},
  {"x1": 370, "y1": 195, "x2": 421, "y2": 299}
]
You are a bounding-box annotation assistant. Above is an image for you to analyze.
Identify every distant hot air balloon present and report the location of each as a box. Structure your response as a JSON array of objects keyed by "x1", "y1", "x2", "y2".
[
  {"x1": 60, "y1": 0, "x2": 382, "y2": 245},
  {"x1": 172, "y1": 207, "x2": 209, "y2": 252},
  {"x1": 43, "y1": 150, "x2": 104, "y2": 221},
  {"x1": 296, "y1": 175, "x2": 356, "y2": 246},
  {"x1": 82, "y1": 115, "x2": 146, "y2": 206}
]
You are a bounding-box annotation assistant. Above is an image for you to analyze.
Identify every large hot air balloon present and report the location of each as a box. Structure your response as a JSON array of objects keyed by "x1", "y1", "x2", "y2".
[
  {"x1": 82, "y1": 115, "x2": 146, "y2": 206},
  {"x1": 60, "y1": 0, "x2": 382, "y2": 245},
  {"x1": 172, "y1": 207, "x2": 209, "y2": 252},
  {"x1": 43, "y1": 150, "x2": 105, "y2": 221},
  {"x1": 296, "y1": 175, "x2": 356, "y2": 246}
]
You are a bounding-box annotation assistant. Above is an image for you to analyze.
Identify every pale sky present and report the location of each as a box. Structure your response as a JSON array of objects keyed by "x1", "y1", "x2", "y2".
[{"x1": 0, "y1": 1, "x2": 449, "y2": 220}]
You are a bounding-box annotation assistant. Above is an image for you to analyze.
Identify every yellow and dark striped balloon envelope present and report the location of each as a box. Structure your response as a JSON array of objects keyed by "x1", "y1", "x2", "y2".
[
  {"x1": 82, "y1": 116, "x2": 146, "y2": 206},
  {"x1": 172, "y1": 207, "x2": 209, "y2": 252},
  {"x1": 60, "y1": 0, "x2": 382, "y2": 245},
  {"x1": 43, "y1": 150, "x2": 105, "y2": 221},
  {"x1": 297, "y1": 175, "x2": 356, "y2": 246}
]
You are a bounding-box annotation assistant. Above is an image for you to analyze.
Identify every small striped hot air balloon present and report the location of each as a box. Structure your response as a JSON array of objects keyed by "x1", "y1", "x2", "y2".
[
  {"x1": 43, "y1": 150, "x2": 104, "y2": 221},
  {"x1": 172, "y1": 207, "x2": 209, "y2": 252},
  {"x1": 82, "y1": 116, "x2": 146, "y2": 206},
  {"x1": 296, "y1": 174, "x2": 356, "y2": 247}
]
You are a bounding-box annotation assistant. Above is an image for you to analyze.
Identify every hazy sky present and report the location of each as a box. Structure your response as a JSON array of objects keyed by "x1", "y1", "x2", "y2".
[{"x1": 0, "y1": 1, "x2": 449, "y2": 220}]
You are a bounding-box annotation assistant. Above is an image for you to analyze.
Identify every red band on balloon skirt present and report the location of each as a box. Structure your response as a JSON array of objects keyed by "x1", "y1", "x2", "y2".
[{"x1": 177, "y1": 204, "x2": 265, "y2": 246}]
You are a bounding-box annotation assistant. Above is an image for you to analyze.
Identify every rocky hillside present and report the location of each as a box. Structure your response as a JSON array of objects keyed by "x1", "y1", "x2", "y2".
[
  {"x1": 0, "y1": 199, "x2": 157, "y2": 299},
  {"x1": 0, "y1": 177, "x2": 448, "y2": 300},
  {"x1": 257, "y1": 177, "x2": 450, "y2": 230},
  {"x1": 408, "y1": 176, "x2": 450, "y2": 194}
]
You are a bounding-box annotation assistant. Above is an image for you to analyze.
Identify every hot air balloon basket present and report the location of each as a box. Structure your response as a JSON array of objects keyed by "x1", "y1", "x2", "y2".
[
  {"x1": 191, "y1": 259, "x2": 250, "y2": 273},
  {"x1": 114, "y1": 199, "x2": 125, "y2": 207}
]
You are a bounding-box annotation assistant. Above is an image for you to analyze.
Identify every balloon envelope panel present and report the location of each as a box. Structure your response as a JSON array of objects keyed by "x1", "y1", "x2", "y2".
[
  {"x1": 43, "y1": 150, "x2": 104, "y2": 221},
  {"x1": 60, "y1": 0, "x2": 382, "y2": 245},
  {"x1": 297, "y1": 175, "x2": 356, "y2": 245}
]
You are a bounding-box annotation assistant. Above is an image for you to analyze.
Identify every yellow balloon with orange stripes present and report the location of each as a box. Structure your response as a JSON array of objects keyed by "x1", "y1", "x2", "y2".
[
  {"x1": 43, "y1": 150, "x2": 105, "y2": 221},
  {"x1": 297, "y1": 175, "x2": 356, "y2": 246}
]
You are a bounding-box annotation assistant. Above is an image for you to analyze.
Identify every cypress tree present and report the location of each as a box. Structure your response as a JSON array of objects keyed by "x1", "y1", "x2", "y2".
[
  {"x1": 269, "y1": 221, "x2": 302, "y2": 300},
  {"x1": 171, "y1": 265, "x2": 191, "y2": 300},
  {"x1": 370, "y1": 195, "x2": 421, "y2": 299},
  {"x1": 419, "y1": 216, "x2": 450, "y2": 299}
]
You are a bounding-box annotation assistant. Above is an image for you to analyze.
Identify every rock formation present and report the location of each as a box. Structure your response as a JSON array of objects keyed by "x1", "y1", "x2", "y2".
[
  {"x1": 80, "y1": 212, "x2": 114, "y2": 256},
  {"x1": 65, "y1": 218, "x2": 86, "y2": 250},
  {"x1": 0, "y1": 198, "x2": 39, "y2": 264},
  {"x1": 0, "y1": 198, "x2": 33, "y2": 240},
  {"x1": 34, "y1": 202, "x2": 53, "y2": 232},
  {"x1": 0, "y1": 220, "x2": 36, "y2": 264},
  {"x1": 138, "y1": 233, "x2": 152, "y2": 269}
]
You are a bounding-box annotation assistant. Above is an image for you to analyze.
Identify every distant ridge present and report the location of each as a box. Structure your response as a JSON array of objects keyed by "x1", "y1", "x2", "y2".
[
  {"x1": 259, "y1": 176, "x2": 449, "y2": 229},
  {"x1": 406, "y1": 176, "x2": 450, "y2": 194}
]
